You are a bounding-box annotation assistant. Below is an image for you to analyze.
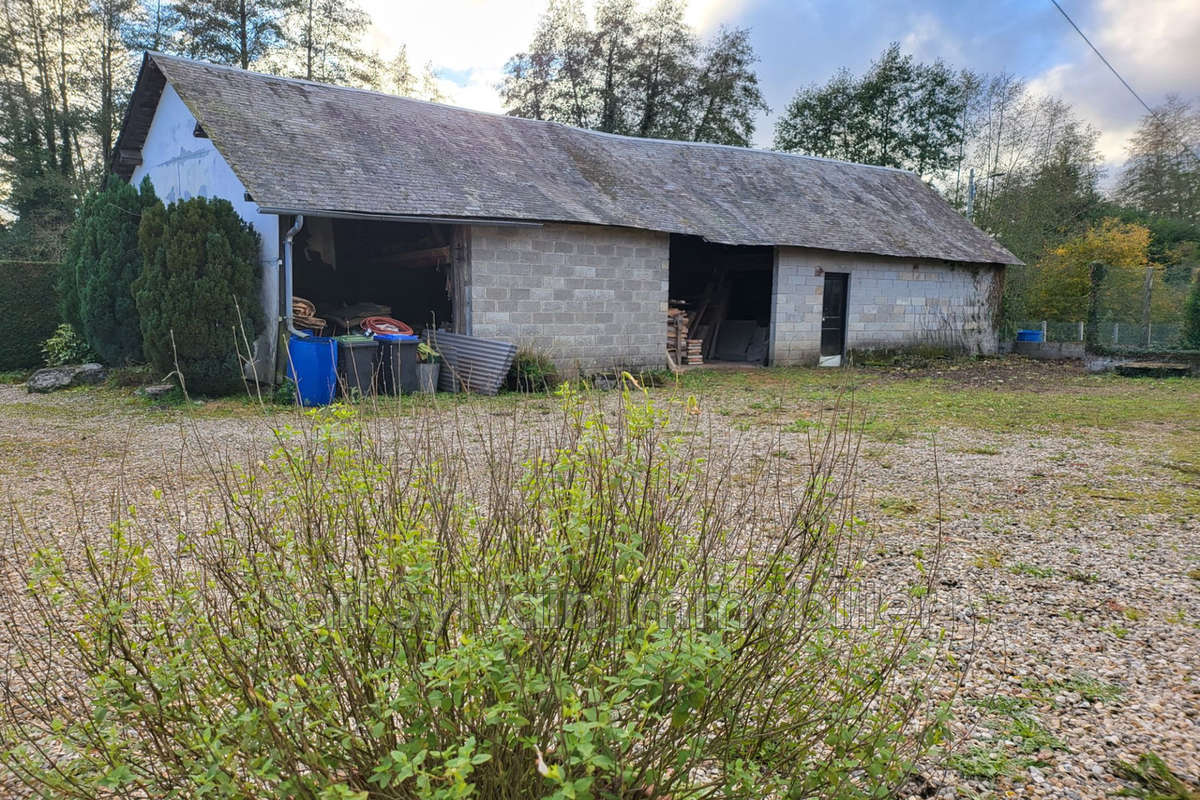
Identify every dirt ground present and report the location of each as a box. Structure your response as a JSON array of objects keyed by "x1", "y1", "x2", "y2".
[{"x1": 0, "y1": 357, "x2": 1196, "y2": 799}]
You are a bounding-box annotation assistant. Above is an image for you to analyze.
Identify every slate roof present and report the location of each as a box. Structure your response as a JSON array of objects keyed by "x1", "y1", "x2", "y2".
[{"x1": 114, "y1": 53, "x2": 1017, "y2": 265}]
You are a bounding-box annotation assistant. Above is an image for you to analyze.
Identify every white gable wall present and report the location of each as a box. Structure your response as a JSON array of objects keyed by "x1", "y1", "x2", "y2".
[{"x1": 130, "y1": 83, "x2": 279, "y2": 381}]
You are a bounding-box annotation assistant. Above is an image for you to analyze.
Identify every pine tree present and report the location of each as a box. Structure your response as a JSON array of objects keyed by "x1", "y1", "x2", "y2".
[{"x1": 134, "y1": 196, "x2": 261, "y2": 393}]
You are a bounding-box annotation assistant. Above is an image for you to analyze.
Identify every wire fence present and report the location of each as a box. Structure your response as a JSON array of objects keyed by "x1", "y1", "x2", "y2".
[{"x1": 1012, "y1": 320, "x2": 1184, "y2": 348}]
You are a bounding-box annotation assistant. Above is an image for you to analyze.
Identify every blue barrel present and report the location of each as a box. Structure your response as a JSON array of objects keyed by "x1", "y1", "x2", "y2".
[
  {"x1": 1016, "y1": 329, "x2": 1044, "y2": 342},
  {"x1": 286, "y1": 334, "x2": 338, "y2": 406}
]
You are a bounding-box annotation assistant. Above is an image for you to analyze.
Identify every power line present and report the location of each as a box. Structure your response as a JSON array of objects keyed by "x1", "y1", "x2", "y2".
[{"x1": 1048, "y1": 0, "x2": 1200, "y2": 166}]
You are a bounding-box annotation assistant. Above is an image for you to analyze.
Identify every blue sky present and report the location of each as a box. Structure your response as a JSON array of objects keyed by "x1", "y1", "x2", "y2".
[{"x1": 362, "y1": 0, "x2": 1200, "y2": 174}]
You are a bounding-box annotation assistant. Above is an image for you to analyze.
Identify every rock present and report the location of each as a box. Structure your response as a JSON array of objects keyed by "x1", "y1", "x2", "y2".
[
  {"x1": 1028, "y1": 766, "x2": 1046, "y2": 784},
  {"x1": 140, "y1": 383, "x2": 175, "y2": 400},
  {"x1": 27, "y1": 363, "x2": 106, "y2": 393}
]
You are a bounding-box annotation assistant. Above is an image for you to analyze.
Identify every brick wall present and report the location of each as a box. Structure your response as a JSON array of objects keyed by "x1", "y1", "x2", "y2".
[
  {"x1": 468, "y1": 223, "x2": 669, "y2": 373},
  {"x1": 773, "y1": 247, "x2": 1002, "y2": 364}
]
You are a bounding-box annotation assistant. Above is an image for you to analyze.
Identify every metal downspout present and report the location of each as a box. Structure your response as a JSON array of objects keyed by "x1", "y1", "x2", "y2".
[{"x1": 283, "y1": 215, "x2": 306, "y2": 338}]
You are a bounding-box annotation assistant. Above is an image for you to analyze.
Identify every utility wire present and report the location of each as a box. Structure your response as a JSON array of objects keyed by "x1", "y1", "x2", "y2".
[{"x1": 1048, "y1": 0, "x2": 1200, "y2": 166}]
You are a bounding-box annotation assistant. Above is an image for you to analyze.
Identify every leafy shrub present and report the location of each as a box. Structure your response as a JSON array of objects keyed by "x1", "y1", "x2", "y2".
[
  {"x1": 61, "y1": 176, "x2": 160, "y2": 365},
  {"x1": 0, "y1": 259, "x2": 59, "y2": 370},
  {"x1": 507, "y1": 348, "x2": 559, "y2": 392},
  {"x1": 40, "y1": 323, "x2": 95, "y2": 366},
  {"x1": 134, "y1": 196, "x2": 262, "y2": 395},
  {"x1": 2, "y1": 387, "x2": 953, "y2": 799}
]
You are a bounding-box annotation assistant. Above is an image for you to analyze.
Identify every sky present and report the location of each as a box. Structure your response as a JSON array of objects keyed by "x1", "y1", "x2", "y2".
[{"x1": 361, "y1": 0, "x2": 1200, "y2": 179}]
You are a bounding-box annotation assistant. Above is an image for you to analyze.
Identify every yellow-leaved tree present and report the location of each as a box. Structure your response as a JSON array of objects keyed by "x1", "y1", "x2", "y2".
[{"x1": 1030, "y1": 219, "x2": 1181, "y2": 322}]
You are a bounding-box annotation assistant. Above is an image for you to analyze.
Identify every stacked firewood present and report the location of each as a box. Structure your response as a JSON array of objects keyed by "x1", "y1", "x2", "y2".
[{"x1": 667, "y1": 306, "x2": 704, "y2": 365}]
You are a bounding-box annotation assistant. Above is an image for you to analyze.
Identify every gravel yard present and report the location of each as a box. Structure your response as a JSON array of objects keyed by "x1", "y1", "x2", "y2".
[{"x1": 1, "y1": 357, "x2": 1197, "y2": 799}]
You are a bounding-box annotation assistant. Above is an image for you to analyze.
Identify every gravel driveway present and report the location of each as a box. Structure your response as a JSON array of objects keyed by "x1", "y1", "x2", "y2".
[{"x1": 0, "y1": 359, "x2": 1196, "y2": 799}]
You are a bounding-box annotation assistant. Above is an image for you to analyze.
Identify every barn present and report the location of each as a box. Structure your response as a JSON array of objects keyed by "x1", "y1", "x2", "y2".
[{"x1": 113, "y1": 52, "x2": 1017, "y2": 379}]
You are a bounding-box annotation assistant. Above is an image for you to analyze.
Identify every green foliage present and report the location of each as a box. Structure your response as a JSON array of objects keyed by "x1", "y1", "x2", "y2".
[
  {"x1": 40, "y1": 323, "x2": 97, "y2": 366},
  {"x1": 507, "y1": 348, "x2": 559, "y2": 392},
  {"x1": 501, "y1": 0, "x2": 767, "y2": 146},
  {"x1": 0, "y1": 260, "x2": 60, "y2": 370},
  {"x1": 3, "y1": 390, "x2": 952, "y2": 799},
  {"x1": 773, "y1": 43, "x2": 967, "y2": 180},
  {"x1": 62, "y1": 176, "x2": 161, "y2": 366},
  {"x1": 1183, "y1": 278, "x2": 1200, "y2": 349},
  {"x1": 1113, "y1": 752, "x2": 1200, "y2": 800},
  {"x1": 134, "y1": 196, "x2": 262, "y2": 395}
]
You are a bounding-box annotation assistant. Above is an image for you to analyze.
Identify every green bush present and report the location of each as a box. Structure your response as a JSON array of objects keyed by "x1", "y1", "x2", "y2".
[
  {"x1": 2, "y1": 389, "x2": 952, "y2": 799},
  {"x1": 0, "y1": 259, "x2": 60, "y2": 370},
  {"x1": 1183, "y1": 278, "x2": 1200, "y2": 349},
  {"x1": 60, "y1": 176, "x2": 160, "y2": 366},
  {"x1": 40, "y1": 323, "x2": 96, "y2": 366},
  {"x1": 134, "y1": 196, "x2": 262, "y2": 395}
]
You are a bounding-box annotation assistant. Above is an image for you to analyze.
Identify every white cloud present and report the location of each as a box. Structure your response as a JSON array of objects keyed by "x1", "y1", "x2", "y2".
[{"x1": 1027, "y1": 0, "x2": 1200, "y2": 165}]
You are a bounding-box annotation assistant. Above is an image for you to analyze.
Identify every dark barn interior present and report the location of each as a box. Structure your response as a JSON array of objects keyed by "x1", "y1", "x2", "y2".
[
  {"x1": 289, "y1": 217, "x2": 454, "y2": 335},
  {"x1": 668, "y1": 235, "x2": 773, "y2": 365}
]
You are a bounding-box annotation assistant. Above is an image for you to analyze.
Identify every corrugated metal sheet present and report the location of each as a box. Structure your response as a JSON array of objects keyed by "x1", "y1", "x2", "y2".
[{"x1": 424, "y1": 330, "x2": 517, "y2": 396}]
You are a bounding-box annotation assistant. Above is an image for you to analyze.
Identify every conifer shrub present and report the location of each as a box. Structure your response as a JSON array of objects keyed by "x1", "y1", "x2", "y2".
[
  {"x1": 0, "y1": 260, "x2": 59, "y2": 370},
  {"x1": 2, "y1": 386, "x2": 955, "y2": 798},
  {"x1": 72, "y1": 177, "x2": 161, "y2": 365},
  {"x1": 134, "y1": 196, "x2": 262, "y2": 394}
]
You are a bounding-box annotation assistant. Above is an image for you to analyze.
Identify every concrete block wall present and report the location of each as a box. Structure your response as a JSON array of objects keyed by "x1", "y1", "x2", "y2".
[
  {"x1": 773, "y1": 247, "x2": 1002, "y2": 365},
  {"x1": 468, "y1": 223, "x2": 669, "y2": 373}
]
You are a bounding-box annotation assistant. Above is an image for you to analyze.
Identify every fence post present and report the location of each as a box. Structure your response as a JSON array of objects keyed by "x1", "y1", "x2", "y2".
[
  {"x1": 1113, "y1": 322, "x2": 1119, "y2": 345},
  {"x1": 1142, "y1": 264, "x2": 1154, "y2": 347},
  {"x1": 1078, "y1": 321, "x2": 1084, "y2": 341},
  {"x1": 1041, "y1": 320, "x2": 1048, "y2": 341}
]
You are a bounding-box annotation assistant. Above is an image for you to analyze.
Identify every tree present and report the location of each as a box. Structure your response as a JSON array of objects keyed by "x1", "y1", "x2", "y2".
[
  {"x1": 687, "y1": 26, "x2": 767, "y2": 146},
  {"x1": 773, "y1": 44, "x2": 967, "y2": 180},
  {"x1": 283, "y1": 0, "x2": 377, "y2": 86},
  {"x1": 170, "y1": 0, "x2": 293, "y2": 69},
  {"x1": 135, "y1": 196, "x2": 261, "y2": 393},
  {"x1": 65, "y1": 175, "x2": 159, "y2": 365},
  {"x1": 1029, "y1": 219, "x2": 1158, "y2": 323},
  {"x1": 1117, "y1": 96, "x2": 1200, "y2": 223},
  {"x1": 500, "y1": 0, "x2": 766, "y2": 145},
  {"x1": 380, "y1": 45, "x2": 446, "y2": 102}
]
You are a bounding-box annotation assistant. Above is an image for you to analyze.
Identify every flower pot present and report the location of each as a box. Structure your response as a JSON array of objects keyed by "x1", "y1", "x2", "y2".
[{"x1": 417, "y1": 362, "x2": 439, "y2": 394}]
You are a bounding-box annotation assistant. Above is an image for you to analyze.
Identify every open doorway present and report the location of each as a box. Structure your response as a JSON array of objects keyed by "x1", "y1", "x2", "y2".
[
  {"x1": 668, "y1": 234, "x2": 773, "y2": 365},
  {"x1": 288, "y1": 216, "x2": 457, "y2": 337}
]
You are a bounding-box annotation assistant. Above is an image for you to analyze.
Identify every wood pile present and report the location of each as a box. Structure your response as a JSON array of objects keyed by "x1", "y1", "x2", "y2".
[{"x1": 667, "y1": 305, "x2": 704, "y2": 365}]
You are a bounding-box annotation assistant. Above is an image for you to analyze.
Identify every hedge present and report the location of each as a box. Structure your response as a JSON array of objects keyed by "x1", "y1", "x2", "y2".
[{"x1": 0, "y1": 260, "x2": 60, "y2": 370}]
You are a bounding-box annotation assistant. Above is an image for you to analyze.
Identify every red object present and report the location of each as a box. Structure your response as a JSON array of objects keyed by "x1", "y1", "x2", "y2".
[{"x1": 361, "y1": 316, "x2": 413, "y2": 336}]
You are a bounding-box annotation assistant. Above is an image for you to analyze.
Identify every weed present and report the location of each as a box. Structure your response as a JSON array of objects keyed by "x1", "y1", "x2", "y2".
[
  {"x1": 1003, "y1": 715, "x2": 1065, "y2": 754},
  {"x1": 880, "y1": 496, "x2": 920, "y2": 516},
  {"x1": 1112, "y1": 752, "x2": 1200, "y2": 799},
  {"x1": 1065, "y1": 674, "x2": 1124, "y2": 703},
  {"x1": 1068, "y1": 570, "x2": 1101, "y2": 584},
  {"x1": 1187, "y1": 568, "x2": 1200, "y2": 582},
  {"x1": 948, "y1": 747, "x2": 1036, "y2": 781},
  {"x1": 972, "y1": 548, "x2": 1005, "y2": 570},
  {"x1": 1122, "y1": 607, "x2": 1146, "y2": 622},
  {"x1": 1009, "y1": 562, "x2": 1056, "y2": 579},
  {"x1": 968, "y1": 694, "x2": 1031, "y2": 716},
  {"x1": 959, "y1": 445, "x2": 1000, "y2": 455}
]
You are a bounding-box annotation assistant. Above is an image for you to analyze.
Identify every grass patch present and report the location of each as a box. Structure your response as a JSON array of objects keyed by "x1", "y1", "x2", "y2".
[
  {"x1": 1112, "y1": 752, "x2": 1200, "y2": 799},
  {"x1": 958, "y1": 445, "x2": 1000, "y2": 455},
  {"x1": 879, "y1": 496, "x2": 919, "y2": 516},
  {"x1": 1008, "y1": 562, "x2": 1056, "y2": 579},
  {"x1": 948, "y1": 746, "x2": 1038, "y2": 781}
]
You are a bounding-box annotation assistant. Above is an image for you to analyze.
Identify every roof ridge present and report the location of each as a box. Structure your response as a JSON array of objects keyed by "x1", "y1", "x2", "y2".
[{"x1": 147, "y1": 52, "x2": 917, "y2": 178}]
